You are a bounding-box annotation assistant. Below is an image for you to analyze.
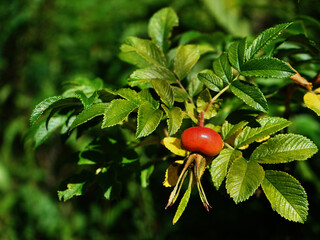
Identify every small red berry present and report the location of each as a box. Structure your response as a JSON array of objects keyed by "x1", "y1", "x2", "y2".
[{"x1": 181, "y1": 126, "x2": 223, "y2": 157}]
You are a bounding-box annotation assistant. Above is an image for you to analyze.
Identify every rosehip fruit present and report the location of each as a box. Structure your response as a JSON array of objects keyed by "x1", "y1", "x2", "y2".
[{"x1": 181, "y1": 126, "x2": 223, "y2": 157}]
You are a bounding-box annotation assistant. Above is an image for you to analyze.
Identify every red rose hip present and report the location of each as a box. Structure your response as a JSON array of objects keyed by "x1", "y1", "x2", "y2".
[{"x1": 181, "y1": 126, "x2": 223, "y2": 157}]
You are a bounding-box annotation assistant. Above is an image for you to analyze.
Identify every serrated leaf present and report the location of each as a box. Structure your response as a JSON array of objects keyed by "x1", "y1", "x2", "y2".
[
  {"x1": 136, "y1": 104, "x2": 163, "y2": 138},
  {"x1": 250, "y1": 134, "x2": 318, "y2": 164},
  {"x1": 161, "y1": 137, "x2": 188, "y2": 157},
  {"x1": 102, "y1": 99, "x2": 137, "y2": 128},
  {"x1": 174, "y1": 44, "x2": 200, "y2": 80},
  {"x1": 151, "y1": 79, "x2": 174, "y2": 108},
  {"x1": 234, "y1": 117, "x2": 291, "y2": 149},
  {"x1": 213, "y1": 53, "x2": 232, "y2": 84},
  {"x1": 120, "y1": 36, "x2": 166, "y2": 67},
  {"x1": 230, "y1": 80, "x2": 268, "y2": 113},
  {"x1": 138, "y1": 88, "x2": 159, "y2": 109},
  {"x1": 162, "y1": 105, "x2": 183, "y2": 136},
  {"x1": 226, "y1": 158, "x2": 265, "y2": 203},
  {"x1": 117, "y1": 88, "x2": 141, "y2": 105},
  {"x1": 173, "y1": 172, "x2": 193, "y2": 225},
  {"x1": 172, "y1": 86, "x2": 189, "y2": 102},
  {"x1": 304, "y1": 91, "x2": 320, "y2": 116},
  {"x1": 228, "y1": 38, "x2": 247, "y2": 71},
  {"x1": 221, "y1": 120, "x2": 248, "y2": 140},
  {"x1": 148, "y1": 7, "x2": 179, "y2": 52},
  {"x1": 246, "y1": 22, "x2": 292, "y2": 60},
  {"x1": 210, "y1": 149, "x2": 242, "y2": 190},
  {"x1": 129, "y1": 65, "x2": 177, "y2": 87},
  {"x1": 187, "y1": 75, "x2": 203, "y2": 97},
  {"x1": 197, "y1": 69, "x2": 224, "y2": 92},
  {"x1": 58, "y1": 182, "x2": 85, "y2": 201},
  {"x1": 25, "y1": 115, "x2": 69, "y2": 148},
  {"x1": 70, "y1": 103, "x2": 109, "y2": 130},
  {"x1": 196, "y1": 89, "x2": 219, "y2": 119},
  {"x1": 30, "y1": 96, "x2": 82, "y2": 126},
  {"x1": 241, "y1": 57, "x2": 295, "y2": 78},
  {"x1": 261, "y1": 170, "x2": 308, "y2": 223}
]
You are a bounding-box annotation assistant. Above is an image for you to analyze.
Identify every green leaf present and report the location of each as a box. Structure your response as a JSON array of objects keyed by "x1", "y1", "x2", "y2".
[
  {"x1": 129, "y1": 65, "x2": 177, "y2": 87},
  {"x1": 119, "y1": 36, "x2": 166, "y2": 67},
  {"x1": 116, "y1": 88, "x2": 141, "y2": 105},
  {"x1": 187, "y1": 75, "x2": 203, "y2": 97},
  {"x1": 136, "y1": 104, "x2": 163, "y2": 138},
  {"x1": 221, "y1": 120, "x2": 248, "y2": 140},
  {"x1": 58, "y1": 182, "x2": 85, "y2": 201},
  {"x1": 261, "y1": 170, "x2": 308, "y2": 223},
  {"x1": 210, "y1": 149, "x2": 242, "y2": 190},
  {"x1": 141, "y1": 165, "x2": 155, "y2": 188},
  {"x1": 30, "y1": 96, "x2": 82, "y2": 126},
  {"x1": 151, "y1": 79, "x2": 174, "y2": 108},
  {"x1": 250, "y1": 134, "x2": 318, "y2": 164},
  {"x1": 138, "y1": 88, "x2": 159, "y2": 109},
  {"x1": 213, "y1": 53, "x2": 232, "y2": 84},
  {"x1": 197, "y1": 69, "x2": 224, "y2": 92},
  {"x1": 102, "y1": 99, "x2": 137, "y2": 128},
  {"x1": 148, "y1": 7, "x2": 179, "y2": 52},
  {"x1": 234, "y1": 117, "x2": 291, "y2": 149},
  {"x1": 174, "y1": 44, "x2": 200, "y2": 80},
  {"x1": 70, "y1": 103, "x2": 109, "y2": 130},
  {"x1": 26, "y1": 115, "x2": 69, "y2": 148},
  {"x1": 172, "y1": 86, "x2": 189, "y2": 102},
  {"x1": 196, "y1": 89, "x2": 219, "y2": 119},
  {"x1": 173, "y1": 171, "x2": 193, "y2": 225},
  {"x1": 241, "y1": 57, "x2": 295, "y2": 78},
  {"x1": 162, "y1": 105, "x2": 183, "y2": 136},
  {"x1": 226, "y1": 158, "x2": 265, "y2": 203},
  {"x1": 230, "y1": 80, "x2": 268, "y2": 113},
  {"x1": 246, "y1": 22, "x2": 293, "y2": 60},
  {"x1": 228, "y1": 38, "x2": 247, "y2": 71}
]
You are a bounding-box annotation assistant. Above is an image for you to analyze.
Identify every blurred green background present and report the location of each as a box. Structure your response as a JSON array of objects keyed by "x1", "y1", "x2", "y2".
[{"x1": 1, "y1": 0, "x2": 320, "y2": 239}]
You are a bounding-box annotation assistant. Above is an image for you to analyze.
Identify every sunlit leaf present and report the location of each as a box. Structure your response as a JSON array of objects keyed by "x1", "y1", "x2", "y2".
[
  {"x1": 58, "y1": 182, "x2": 85, "y2": 201},
  {"x1": 174, "y1": 44, "x2": 200, "y2": 80},
  {"x1": 261, "y1": 170, "x2": 308, "y2": 223},
  {"x1": 120, "y1": 36, "x2": 166, "y2": 67},
  {"x1": 210, "y1": 149, "x2": 242, "y2": 190},
  {"x1": 241, "y1": 57, "x2": 295, "y2": 78},
  {"x1": 230, "y1": 80, "x2": 268, "y2": 113},
  {"x1": 102, "y1": 99, "x2": 137, "y2": 128},
  {"x1": 228, "y1": 38, "x2": 247, "y2": 71},
  {"x1": 246, "y1": 22, "x2": 292, "y2": 60},
  {"x1": 151, "y1": 79, "x2": 174, "y2": 108},
  {"x1": 136, "y1": 104, "x2": 163, "y2": 138},
  {"x1": 197, "y1": 69, "x2": 224, "y2": 92},
  {"x1": 250, "y1": 134, "x2": 318, "y2": 164},
  {"x1": 70, "y1": 103, "x2": 109, "y2": 130},
  {"x1": 162, "y1": 105, "x2": 183, "y2": 136},
  {"x1": 213, "y1": 53, "x2": 232, "y2": 83},
  {"x1": 234, "y1": 117, "x2": 291, "y2": 149},
  {"x1": 148, "y1": 7, "x2": 179, "y2": 52},
  {"x1": 226, "y1": 158, "x2": 265, "y2": 203}
]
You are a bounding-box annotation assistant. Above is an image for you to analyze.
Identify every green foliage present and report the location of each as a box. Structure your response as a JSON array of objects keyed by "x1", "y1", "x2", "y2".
[{"x1": 19, "y1": 1, "x2": 320, "y2": 234}]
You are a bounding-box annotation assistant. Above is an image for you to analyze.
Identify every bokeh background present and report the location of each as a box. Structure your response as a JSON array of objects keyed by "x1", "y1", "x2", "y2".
[{"x1": 1, "y1": 0, "x2": 320, "y2": 239}]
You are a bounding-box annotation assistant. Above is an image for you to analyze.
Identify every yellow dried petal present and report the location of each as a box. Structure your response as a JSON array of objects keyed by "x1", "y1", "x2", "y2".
[
  {"x1": 304, "y1": 91, "x2": 320, "y2": 116},
  {"x1": 256, "y1": 135, "x2": 270, "y2": 143},
  {"x1": 238, "y1": 144, "x2": 249, "y2": 150},
  {"x1": 163, "y1": 160, "x2": 184, "y2": 187},
  {"x1": 161, "y1": 137, "x2": 188, "y2": 157}
]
